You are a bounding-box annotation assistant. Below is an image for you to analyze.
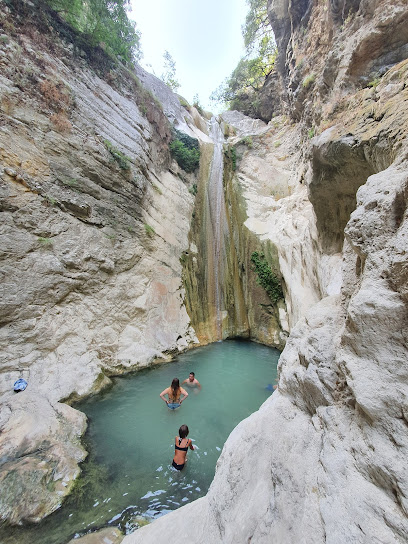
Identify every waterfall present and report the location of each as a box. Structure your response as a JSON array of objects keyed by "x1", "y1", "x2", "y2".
[
  {"x1": 183, "y1": 116, "x2": 249, "y2": 343},
  {"x1": 206, "y1": 117, "x2": 227, "y2": 340}
]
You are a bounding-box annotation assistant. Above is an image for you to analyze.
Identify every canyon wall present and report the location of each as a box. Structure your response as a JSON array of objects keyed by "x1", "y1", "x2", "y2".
[
  {"x1": 0, "y1": 0, "x2": 208, "y2": 523},
  {"x1": 123, "y1": 0, "x2": 408, "y2": 542},
  {"x1": 0, "y1": 0, "x2": 286, "y2": 526},
  {"x1": 0, "y1": 0, "x2": 407, "y2": 541}
]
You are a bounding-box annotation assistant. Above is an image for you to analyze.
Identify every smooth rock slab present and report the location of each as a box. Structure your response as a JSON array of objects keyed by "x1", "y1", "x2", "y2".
[{"x1": 68, "y1": 527, "x2": 124, "y2": 544}]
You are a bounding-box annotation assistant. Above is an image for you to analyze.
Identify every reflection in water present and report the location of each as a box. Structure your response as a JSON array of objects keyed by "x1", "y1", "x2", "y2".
[{"x1": 1, "y1": 340, "x2": 279, "y2": 544}]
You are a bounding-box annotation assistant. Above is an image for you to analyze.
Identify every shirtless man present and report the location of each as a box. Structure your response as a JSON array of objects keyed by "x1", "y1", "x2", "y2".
[{"x1": 182, "y1": 372, "x2": 201, "y2": 390}]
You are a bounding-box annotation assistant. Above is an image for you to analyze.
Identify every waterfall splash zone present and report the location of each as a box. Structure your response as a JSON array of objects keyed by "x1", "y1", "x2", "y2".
[{"x1": 0, "y1": 340, "x2": 279, "y2": 544}]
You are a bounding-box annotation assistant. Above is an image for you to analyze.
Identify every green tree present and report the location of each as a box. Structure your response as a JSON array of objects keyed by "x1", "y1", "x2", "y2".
[
  {"x1": 45, "y1": 0, "x2": 141, "y2": 63},
  {"x1": 211, "y1": 0, "x2": 276, "y2": 109},
  {"x1": 160, "y1": 50, "x2": 180, "y2": 92},
  {"x1": 169, "y1": 129, "x2": 200, "y2": 173},
  {"x1": 193, "y1": 93, "x2": 204, "y2": 115},
  {"x1": 242, "y1": 0, "x2": 271, "y2": 50}
]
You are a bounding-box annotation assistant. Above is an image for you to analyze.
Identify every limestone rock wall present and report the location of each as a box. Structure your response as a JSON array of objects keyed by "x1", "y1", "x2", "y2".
[
  {"x1": 268, "y1": 0, "x2": 408, "y2": 124},
  {"x1": 122, "y1": 2, "x2": 408, "y2": 542},
  {"x1": 0, "y1": 0, "x2": 207, "y2": 524}
]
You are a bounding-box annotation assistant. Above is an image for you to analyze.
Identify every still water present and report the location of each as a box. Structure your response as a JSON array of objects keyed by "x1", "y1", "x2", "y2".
[{"x1": 1, "y1": 340, "x2": 279, "y2": 544}]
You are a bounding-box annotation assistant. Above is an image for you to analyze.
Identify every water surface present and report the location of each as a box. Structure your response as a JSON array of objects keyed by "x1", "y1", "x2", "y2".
[{"x1": 1, "y1": 340, "x2": 279, "y2": 543}]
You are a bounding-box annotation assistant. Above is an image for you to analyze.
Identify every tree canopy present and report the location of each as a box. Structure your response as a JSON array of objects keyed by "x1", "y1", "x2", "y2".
[
  {"x1": 211, "y1": 0, "x2": 276, "y2": 109},
  {"x1": 45, "y1": 0, "x2": 141, "y2": 63}
]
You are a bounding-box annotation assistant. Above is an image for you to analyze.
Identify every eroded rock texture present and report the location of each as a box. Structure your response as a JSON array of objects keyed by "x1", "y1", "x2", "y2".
[
  {"x1": 1, "y1": 0, "x2": 407, "y2": 540},
  {"x1": 122, "y1": 1, "x2": 408, "y2": 543},
  {"x1": 0, "y1": 0, "x2": 204, "y2": 523}
]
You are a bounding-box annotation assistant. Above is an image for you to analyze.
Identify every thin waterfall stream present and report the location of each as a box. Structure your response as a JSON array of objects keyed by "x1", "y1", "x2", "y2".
[{"x1": 206, "y1": 117, "x2": 228, "y2": 340}]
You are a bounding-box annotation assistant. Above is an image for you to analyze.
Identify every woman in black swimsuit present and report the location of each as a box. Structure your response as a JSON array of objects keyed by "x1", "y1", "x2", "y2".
[{"x1": 172, "y1": 424, "x2": 194, "y2": 471}]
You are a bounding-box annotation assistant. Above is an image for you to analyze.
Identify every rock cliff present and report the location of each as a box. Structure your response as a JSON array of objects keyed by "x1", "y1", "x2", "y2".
[
  {"x1": 0, "y1": 0, "x2": 286, "y2": 526},
  {"x1": 0, "y1": 0, "x2": 205, "y2": 524},
  {"x1": 122, "y1": 0, "x2": 408, "y2": 542}
]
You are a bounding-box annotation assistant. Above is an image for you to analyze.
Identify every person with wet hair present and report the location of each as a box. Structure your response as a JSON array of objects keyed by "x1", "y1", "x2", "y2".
[
  {"x1": 159, "y1": 378, "x2": 188, "y2": 410},
  {"x1": 172, "y1": 424, "x2": 195, "y2": 471},
  {"x1": 182, "y1": 371, "x2": 201, "y2": 390}
]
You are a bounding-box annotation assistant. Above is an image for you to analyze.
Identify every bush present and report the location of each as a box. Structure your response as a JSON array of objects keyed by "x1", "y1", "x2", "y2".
[
  {"x1": 241, "y1": 136, "x2": 253, "y2": 148},
  {"x1": 250, "y1": 251, "x2": 283, "y2": 303},
  {"x1": 44, "y1": 0, "x2": 141, "y2": 63},
  {"x1": 40, "y1": 79, "x2": 72, "y2": 110},
  {"x1": 104, "y1": 139, "x2": 131, "y2": 170},
  {"x1": 188, "y1": 184, "x2": 198, "y2": 196},
  {"x1": 50, "y1": 111, "x2": 72, "y2": 132},
  {"x1": 38, "y1": 237, "x2": 53, "y2": 247},
  {"x1": 169, "y1": 129, "x2": 200, "y2": 173},
  {"x1": 224, "y1": 145, "x2": 237, "y2": 171},
  {"x1": 302, "y1": 74, "x2": 315, "y2": 88},
  {"x1": 368, "y1": 78, "x2": 381, "y2": 88},
  {"x1": 144, "y1": 223, "x2": 155, "y2": 237}
]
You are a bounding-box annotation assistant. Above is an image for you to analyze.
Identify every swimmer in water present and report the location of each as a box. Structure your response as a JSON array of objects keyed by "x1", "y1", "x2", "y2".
[
  {"x1": 160, "y1": 378, "x2": 188, "y2": 410},
  {"x1": 172, "y1": 424, "x2": 195, "y2": 471},
  {"x1": 182, "y1": 371, "x2": 201, "y2": 390}
]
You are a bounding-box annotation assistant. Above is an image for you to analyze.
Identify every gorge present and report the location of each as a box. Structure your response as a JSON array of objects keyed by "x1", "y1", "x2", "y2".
[{"x1": 0, "y1": 0, "x2": 407, "y2": 543}]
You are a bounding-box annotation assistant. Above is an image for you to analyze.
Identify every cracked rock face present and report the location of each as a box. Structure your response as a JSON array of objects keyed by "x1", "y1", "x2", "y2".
[
  {"x1": 121, "y1": 6, "x2": 408, "y2": 544},
  {"x1": 0, "y1": 1, "x2": 208, "y2": 523},
  {"x1": 122, "y1": 144, "x2": 408, "y2": 544}
]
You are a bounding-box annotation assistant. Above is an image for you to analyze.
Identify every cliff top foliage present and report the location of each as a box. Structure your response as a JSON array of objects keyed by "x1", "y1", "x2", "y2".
[
  {"x1": 43, "y1": 0, "x2": 141, "y2": 63},
  {"x1": 160, "y1": 50, "x2": 181, "y2": 92},
  {"x1": 211, "y1": 0, "x2": 276, "y2": 111}
]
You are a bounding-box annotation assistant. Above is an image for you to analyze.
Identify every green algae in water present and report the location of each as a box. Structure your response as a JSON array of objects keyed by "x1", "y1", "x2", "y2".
[{"x1": 1, "y1": 340, "x2": 279, "y2": 544}]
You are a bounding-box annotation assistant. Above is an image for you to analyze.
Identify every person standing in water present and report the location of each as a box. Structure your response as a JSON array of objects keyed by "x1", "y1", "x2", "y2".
[
  {"x1": 172, "y1": 424, "x2": 195, "y2": 471},
  {"x1": 160, "y1": 378, "x2": 188, "y2": 410},
  {"x1": 182, "y1": 372, "x2": 201, "y2": 390}
]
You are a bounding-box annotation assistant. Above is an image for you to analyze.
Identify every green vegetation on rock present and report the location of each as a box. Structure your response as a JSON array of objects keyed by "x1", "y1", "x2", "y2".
[
  {"x1": 38, "y1": 237, "x2": 53, "y2": 247},
  {"x1": 308, "y1": 127, "x2": 315, "y2": 139},
  {"x1": 144, "y1": 223, "x2": 155, "y2": 237},
  {"x1": 368, "y1": 77, "x2": 381, "y2": 88},
  {"x1": 44, "y1": 0, "x2": 141, "y2": 63},
  {"x1": 241, "y1": 136, "x2": 254, "y2": 148},
  {"x1": 104, "y1": 139, "x2": 131, "y2": 170},
  {"x1": 250, "y1": 251, "x2": 283, "y2": 303},
  {"x1": 189, "y1": 184, "x2": 198, "y2": 196},
  {"x1": 169, "y1": 129, "x2": 200, "y2": 173},
  {"x1": 302, "y1": 74, "x2": 316, "y2": 88},
  {"x1": 224, "y1": 145, "x2": 237, "y2": 171}
]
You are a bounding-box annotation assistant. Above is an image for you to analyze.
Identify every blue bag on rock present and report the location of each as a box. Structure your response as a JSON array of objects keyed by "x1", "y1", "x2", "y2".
[{"x1": 13, "y1": 378, "x2": 28, "y2": 392}]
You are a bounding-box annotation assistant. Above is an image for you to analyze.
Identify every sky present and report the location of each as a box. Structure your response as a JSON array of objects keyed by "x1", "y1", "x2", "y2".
[{"x1": 129, "y1": 0, "x2": 248, "y2": 112}]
